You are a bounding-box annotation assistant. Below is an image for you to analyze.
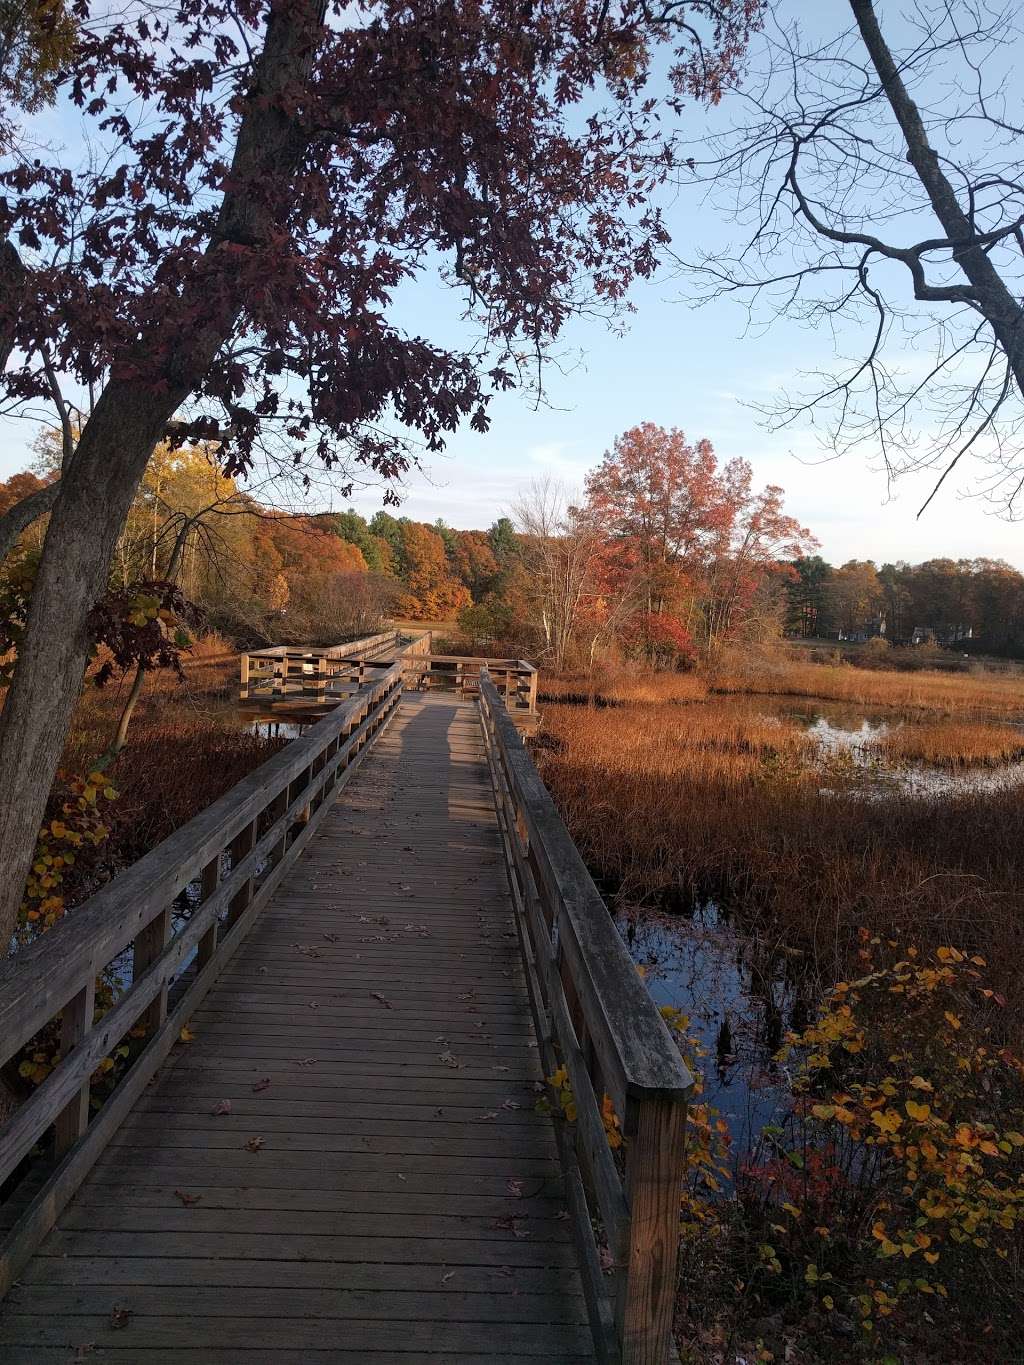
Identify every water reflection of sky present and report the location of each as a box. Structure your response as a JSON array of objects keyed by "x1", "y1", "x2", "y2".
[
  {"x1": 767, "y1": 700, "x2": 1024, "y2": 798},
  {"x1": 614, "y1": 904, "x2": 795, "y2": 1161}
]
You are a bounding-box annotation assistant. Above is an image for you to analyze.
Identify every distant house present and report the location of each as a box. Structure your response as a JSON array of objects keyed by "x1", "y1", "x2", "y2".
[
  {"x1": 838, "y1": 614, "x2": 887, "y2": 643},
  {"x1": 910, "y1": 623, "x2": 973, "y2": 646}
]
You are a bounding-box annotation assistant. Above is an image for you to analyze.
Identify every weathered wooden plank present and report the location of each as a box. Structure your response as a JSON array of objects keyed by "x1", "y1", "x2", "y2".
[
  {"x1": 0, "y1": 1351, "x2": 593, "y2": 1365},
  {"x1": 0, "y1": 1314, "x2": 595, "y2": 1352},
  {"x1": 21, "y1": 1255, "x2": 582, "y2": 1294},
  {"x1": 70, "y1": 1185, "x2": 564, "y2": 1217},
  {"x1": 8, "y1": 1284, "x2": 587, "y2": 1323},
  {"x1": 33, "y1": 1230, "x2": 581, "y2": 1268}
]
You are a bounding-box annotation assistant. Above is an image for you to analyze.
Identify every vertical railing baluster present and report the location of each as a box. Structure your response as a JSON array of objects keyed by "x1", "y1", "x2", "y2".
[
  {"x1": 53, "y1": 977, "x2": 97, "y2": 1156},
  {"x1": 134, "y1": 906, "x2": 172, "y2": 1034},
  {"x1": 226, "y1": 820, "x2": 257, "y2": 931},
  {"x1": 197, "y1": 854, "x2": 221, "y2": 969}
]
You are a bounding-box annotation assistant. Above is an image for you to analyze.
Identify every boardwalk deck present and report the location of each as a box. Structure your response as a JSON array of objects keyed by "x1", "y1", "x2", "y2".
[{"x1": 0, "y1": 694, "x2": 595, "y2": 1363}]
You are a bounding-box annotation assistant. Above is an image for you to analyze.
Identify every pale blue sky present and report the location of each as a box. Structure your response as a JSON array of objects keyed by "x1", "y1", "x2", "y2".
[{"x1": 2, "y1": 0, "x2": 1022, "y2": 570}]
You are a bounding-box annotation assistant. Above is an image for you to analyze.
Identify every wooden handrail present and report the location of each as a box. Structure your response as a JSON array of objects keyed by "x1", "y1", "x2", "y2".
[
  {"x1": 0, "y1": 663, "x2": 404, "y2": 1296},
  {"x1": 240, "y1": 630, "x2": 432, "y2": 703},
  {"x1": 401, "y1": 655, "x2": 538, "y2": 713},
  {"x1": 478, "y1": 670, "x2": 691, "y2": 1365}
]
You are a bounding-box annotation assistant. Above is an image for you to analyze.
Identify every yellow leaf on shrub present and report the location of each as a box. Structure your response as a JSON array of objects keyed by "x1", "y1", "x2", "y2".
[{"x1": 906, "y1": 1100, "x2": 931, "y2": 1121}]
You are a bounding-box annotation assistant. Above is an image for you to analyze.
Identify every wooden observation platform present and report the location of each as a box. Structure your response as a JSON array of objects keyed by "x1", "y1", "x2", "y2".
[{"x1": 0, "y1": 642, "x2": 691, "y2": 1363}]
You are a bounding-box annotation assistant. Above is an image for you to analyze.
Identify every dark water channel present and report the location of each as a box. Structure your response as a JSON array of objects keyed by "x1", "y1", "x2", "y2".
[
  {"x1": 609, "y1": 697, "x2": 1024, "y2": 1166},
  {"x1": 616, "y1": 902, "x2": 803, "y2": 1157}
]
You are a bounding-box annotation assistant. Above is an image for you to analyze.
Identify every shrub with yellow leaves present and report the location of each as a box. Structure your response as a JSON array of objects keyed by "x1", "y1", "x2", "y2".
[
  {"x1": 769, "y1": 932, "x2": 1024, "y2": 1352},
  {"x1": 18, "y1": 770, "x2": 119, "y2": 938},
  {"x1": 4, "y1": 771, "x2": 125, "y2": 1101}
]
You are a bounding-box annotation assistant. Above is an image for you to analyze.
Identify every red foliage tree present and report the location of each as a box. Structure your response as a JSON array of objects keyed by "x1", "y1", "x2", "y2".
[
  {"x1": 0, "y1": 0, "x2": 761, "y2": 941},
  {"x1": 585, "y1": 423, "x2": 816, "y2": 654}
]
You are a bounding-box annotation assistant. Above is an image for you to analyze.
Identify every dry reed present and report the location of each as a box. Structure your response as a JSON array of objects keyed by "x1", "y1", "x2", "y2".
[
  {"x1": 879, "y1": 720, "x2": 1024, "y2": 767},
  {"x1": 535, "y1": 698, "x2": 1024, "y2": 1033},
  {"x1": 713, "y1": 658, "x2": 1024, "y2": 716}
]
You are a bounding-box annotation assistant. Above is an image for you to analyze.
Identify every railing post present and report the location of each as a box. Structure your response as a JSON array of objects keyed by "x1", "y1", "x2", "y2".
[
  {"x1": 528, "y1": 667, "x2": 538, "y2": 714},
  {"x1": 53, "y1": 976, "x2": 97, "y2": 1156},
  {"x1": 314, "y1": 655, "x2": 327, "y2": 705},
  {"x1": 616, "y1": 1093, "x2": 688, "y2": 1364},
  {"x1": 272, "y1": 652, "x2": 285, "y2": 698},
  {"x1": 133, "y1": 906, "x2": 172, "y2": 1035},
  {"x1": 197, "y1": 854, "x2": 221, "y2": 969},
  {"x1": 226, "y1": 820, "x2": 257, "y2": 930},
  {"x1": 239, "y1": 653, "x2": 250, "y2": 702}
]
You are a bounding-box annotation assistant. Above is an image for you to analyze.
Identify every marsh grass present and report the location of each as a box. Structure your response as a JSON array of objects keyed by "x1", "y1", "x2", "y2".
[
  {"x1": 540, "y1": 668, "x2": 709, "y2": 706},
  {"x1": 535, "y1": 695, "x2": 1024, "y2": 1034},
  {"x1": 713, "y1": 657, "x2": 1024, "y2": 717},
  {"x1": 878, "y1": 719, "x2": 1024, "y2": 767},
  {"x1": 61, "y1": 637, "x2": 285, "y2": 865}
]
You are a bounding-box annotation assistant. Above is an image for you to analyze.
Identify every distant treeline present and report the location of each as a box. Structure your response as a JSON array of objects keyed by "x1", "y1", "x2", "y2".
[{"x1": 786, "y1": 555, "x2": 1024, "y2": 655}]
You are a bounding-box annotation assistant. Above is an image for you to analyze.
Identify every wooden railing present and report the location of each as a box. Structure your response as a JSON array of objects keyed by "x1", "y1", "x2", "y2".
[
  {"x1": 405, "y1": 654, "x2": 538, "y2": 714},
  {"x1": 239, "y1": 629, "x2": 429, "y2": 704},
  {"x1": 0, "y1": 663, "x2": 403, "y2": 1296},
  {"x1": 479, "y1": 671, "x2": 692, "y2": 1365}
]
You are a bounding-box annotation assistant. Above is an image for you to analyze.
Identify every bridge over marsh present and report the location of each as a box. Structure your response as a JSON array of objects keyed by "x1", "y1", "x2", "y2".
[{"x1": 0, "y1": 639, "x2": 692, "y2": 1364}]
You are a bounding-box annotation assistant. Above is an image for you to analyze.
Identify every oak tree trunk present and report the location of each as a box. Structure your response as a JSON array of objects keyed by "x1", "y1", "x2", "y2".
[{"x1": 0, "y1": 0, "x2": 325, "y2": 948}]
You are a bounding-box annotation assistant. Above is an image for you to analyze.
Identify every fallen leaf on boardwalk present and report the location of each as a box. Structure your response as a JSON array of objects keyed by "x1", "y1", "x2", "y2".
[
  {"x1": 501, "y1": 1099, "x2": 520, "y2": 1111},
  {"x1": 244, "y1": 1136, "x2": 264, "y2": 1153},
  {"x1": 174, "y1": 1189, "x2": 202, "y2": 1207},
  {"x1": 371, "y1": 992, "x2": 393, "y2": 1009},
  {"x1": 506, "y1": 1179, "x2": 524, "y2": 1198},
  {"x1": 479, "y1": 1111, "x2": 499, "y2": 1121},
  {"x1": 322, "y1": 932, "x2": 339, "y2": 942},
  {"x1": 493, "y1": 1214, "x2": 530, "y2": 1238},
  {"x1": 491, "y1": 1066, "x2": 510, "y2": 1073},
  {"x1": 178, "y1": 1026, "x2": 196, "y2": 1044},
  {"x1": 438, "y1": 1050, "x2": 460, "y2": 1068},
  {"x1": 296, "y1": 1057, "x2": 317, "y2": 1066},
  {"x1": 556, "y1": 1210, "x2": 570, "y2": 1221},
  {"x1": 397, "y1": 1173, "x2": 407, "y2": 1181},
  {"x1": 402, "y1": 845, "x2": 415, "y2": 852},
  {"x1": 441, "y1": 1271, "x2": 455, "y2": 1283},
  {"x1": 210, "y1": 1099, "x2": 232, "y2": 1116},
  {"x1": 251, "y1": 1077, "x2": 271, "y2": 1093},
  {"x1": 258, "y1": 966, "x2": 268, "y2": 975},
  {"x1": 109, "y1": 1306, "x2": 131, "y2": 1330}
]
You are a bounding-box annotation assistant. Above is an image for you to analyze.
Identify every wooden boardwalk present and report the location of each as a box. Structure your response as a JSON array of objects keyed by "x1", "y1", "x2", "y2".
[{"x1": 0, "y1": 695, "x2": 594, "y2": 1363}]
